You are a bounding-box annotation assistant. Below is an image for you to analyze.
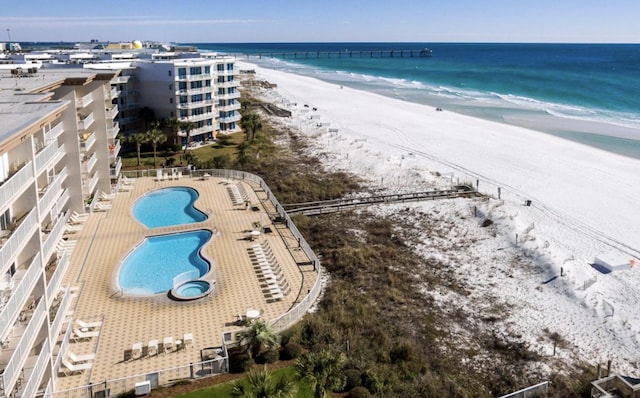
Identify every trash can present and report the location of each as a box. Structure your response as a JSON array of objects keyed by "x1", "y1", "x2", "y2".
[{"x1": 525, "y1": 200, "x2": 532, "y2": 206}]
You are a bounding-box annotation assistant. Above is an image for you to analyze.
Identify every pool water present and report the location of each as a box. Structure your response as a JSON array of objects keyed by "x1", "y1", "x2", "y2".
[
  {"x1": 132, "y1": 187, "x2": 207, "y2": 228},
  {"x1": 118, "y1": 230, "x2": 212, "y2": 295},
  {"x1": 172, "y1": 280, "x2": 212, "y2": 300}
]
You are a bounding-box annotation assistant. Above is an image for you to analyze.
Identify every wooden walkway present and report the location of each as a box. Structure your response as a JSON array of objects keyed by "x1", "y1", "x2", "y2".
[{"x1": 282, "y1": 185, "x2": 480, "y2": 216}]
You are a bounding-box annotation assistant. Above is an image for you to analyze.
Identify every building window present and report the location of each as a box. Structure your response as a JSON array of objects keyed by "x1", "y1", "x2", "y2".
[
  {"x1": 180, "y1": 96, "x2": 188, "y2": 104},
  {"x1": 217, "y1": 64, "x2": 224, "y2": 72},
  {"x1": 170, "y1": 111, "x2": 174, "y2": 117},
  {"x1": 205, "y1": 80, "x2": 211, "y2": 87},
  {"x1": 169, "y1": 98, "x2": 173, "y2": 104},
  {"x1": 169, "y1": 84, "x2": 173, "y2": 90},
  {"x1": 227, "y1": 63, "x2": 233, "y2": 71},
  {"x1": 190, "y1": 66, "x2": 202, "y2": 75},
  {"x1": 204, "y1": 66, "x2": 211, "y2": 74},
  {"x1": 168, "y1": 70, "x2": 172, "y2": 76},
  {"x1": 178, "y1": 67, "x2": 186, "y2": 78},
  {"x1": 180, "y1": 110, "x2": 188, "y2": 118}
]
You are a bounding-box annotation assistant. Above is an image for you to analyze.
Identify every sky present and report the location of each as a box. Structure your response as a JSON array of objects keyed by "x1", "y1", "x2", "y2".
[{"x1": 1, "y1": 0, "x2": 639, "y2": 44}]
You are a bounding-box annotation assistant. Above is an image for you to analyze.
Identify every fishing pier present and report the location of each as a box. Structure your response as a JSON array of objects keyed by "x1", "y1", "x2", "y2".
[{"x1": 232, "y1": 48, "x2": 433, "y2": 60}]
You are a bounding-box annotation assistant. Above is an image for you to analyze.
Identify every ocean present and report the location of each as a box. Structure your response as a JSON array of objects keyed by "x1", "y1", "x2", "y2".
[{"x1": 188, "y1": 42, "x2": 640, "y2": 159}]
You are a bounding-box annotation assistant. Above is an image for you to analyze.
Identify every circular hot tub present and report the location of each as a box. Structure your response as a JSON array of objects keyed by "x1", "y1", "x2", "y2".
[{"x1": 170, "y1": 280, "x2": 213, "y2": 301}]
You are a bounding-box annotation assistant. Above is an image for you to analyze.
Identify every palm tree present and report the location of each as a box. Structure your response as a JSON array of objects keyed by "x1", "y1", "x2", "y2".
[
  {"x1": 145, "y1": 128, "x2": 167, "y2": 168},
  {"x1": 125, "y1": 133, "x2": 147, "y2": 166},
  {"x1": 180, "y1": 121, "x2": 197, "y2": 154},
  {"x1": 296, "y1": 350, "x2": 346, "y2": 398},
  {"x1": 139, "y1": 106, "x2": 155, "y2": 131},
  {"x1": 161, "y1": 117, "x2": 181, "y2": 146},
  {"x1": 231, "y1": 369, "x2": 297, "y2": 398},
  {"x1": 241, "y1": 112, "x2": 263, "y2": 141},
  {"x1": 236, "y1": 319, "x2": 280, "y2": 359}
]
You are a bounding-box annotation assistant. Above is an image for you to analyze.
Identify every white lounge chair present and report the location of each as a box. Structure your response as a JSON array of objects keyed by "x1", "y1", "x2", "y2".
[
  {"x1": 61, "y1": 359, "x2": 92, "y2": 375},
  {"x1": 121, "y1": 175, "x2": 134, "y2": 185},
  {"x1": 94, "y1": 202, "x2": 112, "y2": 211},
  {"x1": 65, "y1": 224, "x2": 83, "y2": 232},
  {"x1": 131, "y1": 342, "x2": 142, "y2": 360},
  {"x1": 148, "y1": 339, "x2": 158, "y2": 356},
  {"x1": 67, "y1": 350, "x2": 96, "y2": 363},
  {"x1": 71, "y1": 211, "x2": 89, "y2": 220},
  {"x1": 73, "y1": 328, "x2": 100, "y2": 341},
  {"x1": 100, "y1": 191, "x2": 116, "y2": 200},
  {"x1": 183, "y1": 333, "x2": 193, "y2": 349},
  {"x1": 76, "y1": 319, "x2": 102, "y2": 330},
  {"x1": 162, "y1": 336, "x2": 174, "y2": 353}
]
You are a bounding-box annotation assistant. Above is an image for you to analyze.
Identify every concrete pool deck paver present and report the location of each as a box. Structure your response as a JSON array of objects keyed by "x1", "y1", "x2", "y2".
[{"x1": 57, "y1": 175, "x2": 314, "y2": 390}]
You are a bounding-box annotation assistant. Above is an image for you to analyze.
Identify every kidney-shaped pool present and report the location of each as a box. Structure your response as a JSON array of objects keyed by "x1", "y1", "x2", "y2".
[{"x1": 116, "y1": 230, "x2": 212, "y2": 296}]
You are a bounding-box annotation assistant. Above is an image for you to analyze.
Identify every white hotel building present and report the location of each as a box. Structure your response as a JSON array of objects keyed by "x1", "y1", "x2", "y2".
[{"x1": 0, "y1": 50, "x2": 241, "y2": 398}]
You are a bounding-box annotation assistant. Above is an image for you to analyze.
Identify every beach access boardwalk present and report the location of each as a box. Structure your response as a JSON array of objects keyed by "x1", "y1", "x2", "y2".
[
  {"x1": 282, "y1": 185, "x2": 480, "y2": 216},
  {"x1": 232, "y1": 48, "x2": 433, "y2": 60}
]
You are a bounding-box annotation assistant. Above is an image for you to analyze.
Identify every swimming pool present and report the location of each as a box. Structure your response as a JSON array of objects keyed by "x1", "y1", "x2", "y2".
[
  {"x1": 132, "y1": 187, "x2": 207, "y2": 228},
  {"x1": 117, "y1": 230, "x2": 212, "y2": 295}
]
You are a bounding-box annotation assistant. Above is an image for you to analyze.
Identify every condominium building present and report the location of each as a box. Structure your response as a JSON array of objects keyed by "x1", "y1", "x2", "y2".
[
  {"x1": 0, "y1": 67, "x2": 120, "y2": 398},
  {"x1": 133, "y1": 54, "x2": 241, "y2": 145}
]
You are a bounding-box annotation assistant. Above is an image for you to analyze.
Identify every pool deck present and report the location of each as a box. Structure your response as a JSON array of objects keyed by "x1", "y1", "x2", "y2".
[{"x1": 56, "y1": 175, "x2": 317, "y2": 390}]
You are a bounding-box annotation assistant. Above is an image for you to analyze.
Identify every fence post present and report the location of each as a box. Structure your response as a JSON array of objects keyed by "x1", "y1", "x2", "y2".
[{"x1": 190, "y1": 362, "x2": 194, "y2": 379}]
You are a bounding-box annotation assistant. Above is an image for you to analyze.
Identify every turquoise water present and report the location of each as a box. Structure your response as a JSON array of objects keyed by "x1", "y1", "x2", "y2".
[
  {"x1": 190, "y1": 42, "x2": 640, "y2": 158},
  {"x1": 132, "y1": 187, "x2": 207, "y2": 228},
  {"x1": 118, "y1": 230, "x2": 212, "y2": 295}
]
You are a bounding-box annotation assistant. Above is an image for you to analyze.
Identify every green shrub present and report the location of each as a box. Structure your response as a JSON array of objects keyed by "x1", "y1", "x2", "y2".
[
  {"x1": 262, "y1": 349, "x2": 280, "y2": 364},
  {"x1": 390, "y1": 341, "x2": 415, "y2": 363},
  {"x1": 229, "y1": 352, "x2": 253, "y2": 373},
  {"x1": 347, "y1": 386, "x2": 372, "y2": 398},
  {"x1": 281, "y1": 342, "x2": 303, "y2": 360},
  {"x1": 343, "y1": 369, "x2": 362, "y2": 391}
]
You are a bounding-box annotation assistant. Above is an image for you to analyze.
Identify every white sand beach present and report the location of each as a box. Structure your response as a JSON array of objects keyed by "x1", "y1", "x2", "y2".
[{"x1": 241, "y1": 62, "x2": 640, "y2": 375}]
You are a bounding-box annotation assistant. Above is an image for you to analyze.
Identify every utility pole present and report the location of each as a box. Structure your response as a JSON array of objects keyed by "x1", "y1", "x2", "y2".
[{"x1": 6, "y1": 28, "x2": 11, "y2": 42}]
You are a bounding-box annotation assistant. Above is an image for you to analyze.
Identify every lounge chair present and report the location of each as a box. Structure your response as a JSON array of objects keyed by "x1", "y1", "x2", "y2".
[
  {"x1": 73, "y1": 328, "x2": 100, "y2": 341},
  {"x1": 183, "y1": 333, "x2": 193, "y2": 349},
  {"x1": 68, "y1": 215, "x2": 86, "y2": 224},
  {"x1": 100, "y1": 191, "x2": 116, "y2": 200},
  {"x1": 65, "y1": 224, "x2": 83, "y2": 232},
  {"x1": 131, "y1": 342, "x2": 142, "y2": 360},
  {"x1": 71, "y1": 211, "x2": 89, "y2": 220},
  {"x1": 162, "y1": 336, "x2": 174, "y2": 353},
  {"x1": 121, "y1": 175, "x2": 134, "y2": 185},
  {"x1": 76, "y1": 319, "x2": 102, "y2": 330},
  {"x1": 67, "y1": 350, "x2": 96, "y2": 363},
  {"x1": 148, "y1": 339, "x2": 158, "y2": 356},
  {"x1": 94, "y1": 202, "x2": 112, "y2": 211},
  {"x1": 61, "y1": 359, "x2": 92, "y2": 375}
]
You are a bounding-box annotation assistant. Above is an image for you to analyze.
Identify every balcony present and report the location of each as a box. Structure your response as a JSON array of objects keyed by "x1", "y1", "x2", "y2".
[
  {"x1": 109, "y1": 139, "x2": 121, "y2": 159},
  {"x1": 49, "y1": 285, "x2": 71, "y2": 343},
  {"x1": 75, "y1": 93, "x2": 93, "y2": 109},
  {"x1": 0, "y1": 298, "x2": 47, "y2": 397},
  {"x1": 112, "y1": 75, "x2": 131, "y2": 84},
  {"x1": 119, "y1": 102, "x2": 140, "y2": 111},
  {"x1": 0, "y1": 254, "x2": 41, "y2": 347},
  {"x1": 0, "y1": 209, "x2": 38, "y2": 271},
  {"x1": 218, "y1": 91, "x2": 241, "y2": 100},
  {"x1": 77, "y1": 112, "x2": 95, "y2": 131},
  {"x1": 217, "y1": 103, "x2": 240, "y2": 112},
  {"x1": 217, "y1": 68, "x2": 238, "y2": 77},
  {"x1": 109, "y1": 86, "x2": 120, "y2": 99},
  {"x1": 177, "y1": 99, "x2": 215, "y2": 110},
  {"x1": 38, "y1": 173, "x2": 64, "y2": 220},
  {"x1": 0, "y1": 161, "x2": 33, "y2": 208},
  {"x1": 41, "y1": 213, "x2": 67, "y2": 261},
  {"x1": 79, "y1": 131, "x2": 96, "y2": 152},
  {"x1": 176, "y1": 73, "x2": 210, "y2": 81},
  {"x1": 34, "y1": 140, "x2": 60, "y2": 174},
  {"x1": 219, "y1": 113, "x2": 241, "y2": 124},
  {"x1": 46, "y1": 122, "x2": 64, "y2": 141},
  {"x1": 46, "y1": 252, "x2": 69, "y2": 307},
  {"x1": 176, "y1": 86, "x2": 212, "y2": 95},
  {"x1": 217, "y1": 80, "x2": 238, "y2": 89},
  {"x1": 179, "y1": 113, "x2": 215, "y2": 123},
  {"x1": 87, "y1": 172, "x2": 99, "y2": 194},
  {"x1": 107, "y1": 122, "x2": 120, "y2": 139},
  {"x1": 106, "y1": 105, "x2": 119, "y2": 120},
  {"x1": 80, "y1": 153, "x2": 98, "y2": 176},
  {"x1": 15, "y1": 337, "x2": 50, "y2": 398},
  {"x1": 55, "y1": 189, "x2": 70, "y2": 216},
  {"x1": 110, "y1": 157, "x2": 122, "y2": 179}
]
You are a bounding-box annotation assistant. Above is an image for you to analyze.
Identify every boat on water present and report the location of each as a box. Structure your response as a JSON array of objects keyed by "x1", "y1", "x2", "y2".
[{"x1": 420, "y1": 48, "x2": 433, "y2": 57}]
